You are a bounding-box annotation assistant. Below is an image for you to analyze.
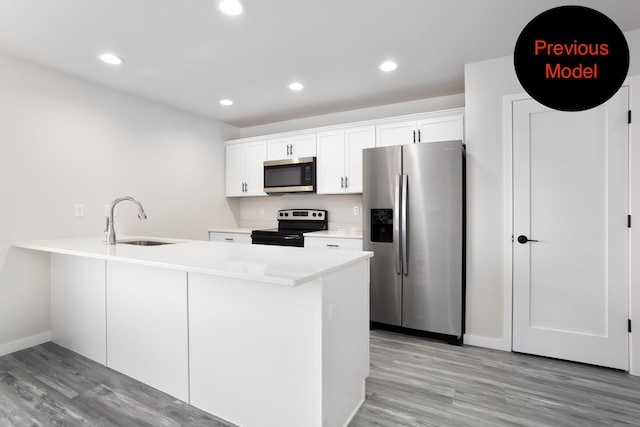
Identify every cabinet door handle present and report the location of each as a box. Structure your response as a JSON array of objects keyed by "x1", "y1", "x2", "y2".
[
  {"x1": 327, "y1": 244, "x2": 339, "y2": 248},
  {"x1": 224, "y1": 238, "x2": 234, "y2": 241},
  {"x1": 413, "y1": 130, "x2": 416, "y2": 143},
  {"x1": 345, "y1": 176, "x2": 348, "y2": 188},
  {"x1": 341, "y1": 177, "x2": 344, "y2": 188},
  {"x1": 417, "y1": 129, "x2": 421, "y2": 143},
  {"x1": 290, "y1": 144, "x2": 293, "y2": 156}
]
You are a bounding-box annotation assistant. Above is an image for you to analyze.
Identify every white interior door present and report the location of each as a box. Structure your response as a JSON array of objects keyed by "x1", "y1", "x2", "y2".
[{"x1": 512, "y1": 89, "x2": 629, "y2": 370}]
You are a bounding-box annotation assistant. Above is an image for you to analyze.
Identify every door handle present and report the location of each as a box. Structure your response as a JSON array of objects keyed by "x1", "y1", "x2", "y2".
[
  {"x1": 402, "y1": 174, "x2": 408, "y2": 275},
  {"x1": 394, "y1": 174, "x2": 401, "y2": 274},
  {"x1": 517, "y1": 235, "x2": 539, "y2": 244}
]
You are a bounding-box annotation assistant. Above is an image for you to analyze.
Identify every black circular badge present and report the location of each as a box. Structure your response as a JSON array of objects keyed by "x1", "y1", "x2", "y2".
[{"x1": 514, "y1": 6, "x2": 629, "y2": 111}]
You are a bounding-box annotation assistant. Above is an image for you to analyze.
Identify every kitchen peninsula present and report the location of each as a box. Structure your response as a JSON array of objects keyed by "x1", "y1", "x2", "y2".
[{"x1": 13, "y1": 236, "x2": 373, "y2": 427}]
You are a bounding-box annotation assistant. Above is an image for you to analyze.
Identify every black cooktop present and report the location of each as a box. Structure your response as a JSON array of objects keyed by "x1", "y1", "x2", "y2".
[{"x1": 251, "y1": 209, "x2": 328, "y2": 247}]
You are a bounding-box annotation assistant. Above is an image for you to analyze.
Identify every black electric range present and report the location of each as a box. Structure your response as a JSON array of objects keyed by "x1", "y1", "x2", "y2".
[{"x1": 251, "y1": 209, "x2": 328, "y2": 247}]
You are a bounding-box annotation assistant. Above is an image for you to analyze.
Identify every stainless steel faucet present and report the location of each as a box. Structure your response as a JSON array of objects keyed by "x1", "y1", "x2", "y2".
[{"x1": 105, "y1": 196, "x2": 147, "y2": 245}]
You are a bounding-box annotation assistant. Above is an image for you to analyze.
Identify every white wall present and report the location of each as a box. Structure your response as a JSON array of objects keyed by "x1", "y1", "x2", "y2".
[
  {"x1": 0, "y1": 53, "x2": 240, "y2": 354},
  {"x1": 237, "y1": 194, "x2": 364, "y2": 230},
  {"x1": 463, "y1": 29, "x2": 640, "y2": 353}
]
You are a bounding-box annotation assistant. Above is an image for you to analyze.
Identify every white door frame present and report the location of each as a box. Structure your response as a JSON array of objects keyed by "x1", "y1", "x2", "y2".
[{"x1": 503, "y1": 82, "x2": 637, "y2": 374}]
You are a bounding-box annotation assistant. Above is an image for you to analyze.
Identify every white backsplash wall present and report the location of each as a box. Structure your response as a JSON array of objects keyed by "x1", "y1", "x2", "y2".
[{"x1": 238, "y1": 194, "x2": 363, "y2": 230}]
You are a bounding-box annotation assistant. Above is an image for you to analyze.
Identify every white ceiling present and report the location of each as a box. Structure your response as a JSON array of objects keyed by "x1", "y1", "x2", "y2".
[{"x1": 1, "y1": 0, "x2": 639, "y2": 128}]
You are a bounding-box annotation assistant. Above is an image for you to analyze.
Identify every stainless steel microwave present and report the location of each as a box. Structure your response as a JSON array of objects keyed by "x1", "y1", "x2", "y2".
[{"x1": 263, "y1": 157, "x2": 316, "y2": 194}]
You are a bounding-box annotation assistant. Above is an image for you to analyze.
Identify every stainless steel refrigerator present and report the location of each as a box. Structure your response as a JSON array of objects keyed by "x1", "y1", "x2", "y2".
[{"x1": 363, "y1": 141, "x2": 464, "y2": 341}]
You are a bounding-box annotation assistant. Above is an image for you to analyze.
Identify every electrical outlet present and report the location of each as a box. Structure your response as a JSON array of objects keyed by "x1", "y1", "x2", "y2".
[
  {"x1": 353, "y1": 205, "x2": 360, "y2": 216},
  {"x1": 260, "y1": 207, "x2": 265, "y2": 216},
  {"x1": 329, "y1": 300, "x2": 341, "y2": 319},
  {"x1": 74, "y1": 204, "x2": 84, "y2": 218}
]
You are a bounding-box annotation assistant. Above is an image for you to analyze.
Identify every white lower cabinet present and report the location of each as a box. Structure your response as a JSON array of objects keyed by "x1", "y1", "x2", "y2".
[
  {"x1": 50, "y1": 254, "x2": 106, "y2": 364},
  {"x1": 106, "y1": 262, "x2": 189, "y2": 402},
  {"x1": 209, "y1": 231, "x2": 251, "y2": 244},
  {"x1": 305, "y1": 236, "x2": 363, "y2": 250}
]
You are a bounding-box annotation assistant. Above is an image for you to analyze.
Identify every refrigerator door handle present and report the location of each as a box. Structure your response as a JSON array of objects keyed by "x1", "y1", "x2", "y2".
[
  {"x1": 402, "y1": 174, "x2": 408, "y2": 275},
  {"x1": 394, "y1": 174, "x2": 401, "y2": 275}
]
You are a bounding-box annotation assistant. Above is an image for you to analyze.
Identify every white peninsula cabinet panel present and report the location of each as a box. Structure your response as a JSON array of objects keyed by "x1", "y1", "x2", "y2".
[
  {"x1": 50, "y1": 254, "x2": 106, "y2": 364},
  {"x1": 188, "y1": 261, "x2": 369, "y2": 427},
  {"x1": 317, "y1": 126, "x2": 375, "y2": 194},
  {"x1": 268, "y1": 133, "x2": 316, "y2": 160},
  {"x1": 106, "y1": 262, "x2": 189, "y2": 402},
  {"x1": 226, "y1": 140, "x2": 267, "y2": 197}
]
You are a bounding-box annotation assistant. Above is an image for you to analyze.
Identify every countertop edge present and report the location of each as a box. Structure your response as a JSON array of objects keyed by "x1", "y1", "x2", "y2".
[{"x1": 12, "y1": 237, "x2": 372, "y2": 287}]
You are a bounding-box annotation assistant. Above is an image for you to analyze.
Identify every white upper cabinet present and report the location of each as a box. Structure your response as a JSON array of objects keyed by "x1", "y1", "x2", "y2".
[
  {"x1": 417, "y1": 114, "x2": 464, "y2": 143},
  {"x1": 225, "y1": 109, "x2": 463, "y2": 197},
  {"x1": 376, "y1": 110, "x2": 464, "y2": 147},
  {"x1": 268, "y1": 133, "x2": 316, "y2": 160},
  {"x1": 226, "y1": 140, "x2": 267, "y2": 197},
  {"x1": 376, "y1": 120, "x2": 418, "y2": 147},
  {"x1": 317, "y1": 126, "x2": 375, "y2": 194},
  {"x1": 316, "y1": 130, "x2": 346, "y2": 194}
]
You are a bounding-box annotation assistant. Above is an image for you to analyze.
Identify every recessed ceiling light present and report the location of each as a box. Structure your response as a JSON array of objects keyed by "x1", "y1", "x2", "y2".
[
  {"x1": 99, "y1": 53, "x2": 125, "y2": 65},
  {"x1": 220, "y1": 99, "x2": 234, "y2": 106},
  {"x1": 379, "y1": 61, "x2": 398, "y2": 72},
  {"x1": 288, "y1": 82, "x2": 304, "y2": 91},
  {"x1": 216, "y1": 0, "x2": 245, "y2": 16}
]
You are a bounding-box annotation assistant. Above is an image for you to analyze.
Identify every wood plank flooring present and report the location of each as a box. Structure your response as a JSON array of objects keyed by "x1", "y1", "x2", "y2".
[
  {"x1": 351, "y1": 330, "x2": 640, "y2": 426},
  {"x1": 1, "y1": 330, "x2": 640, "y2": 426}
]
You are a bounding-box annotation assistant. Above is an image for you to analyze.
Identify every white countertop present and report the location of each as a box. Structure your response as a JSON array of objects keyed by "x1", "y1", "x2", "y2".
[{"x1": 12, "y1": 236, "x2": 372, "y2": 287}]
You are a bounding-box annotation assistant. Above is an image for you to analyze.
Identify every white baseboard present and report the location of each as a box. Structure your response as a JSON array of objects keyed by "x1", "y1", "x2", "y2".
[
  {"x1": 463, "y1": 334, "x2": 510, "y2": 351},
  {"x1": 0, "y1": 331, "x2": 52, "y2": 357}
]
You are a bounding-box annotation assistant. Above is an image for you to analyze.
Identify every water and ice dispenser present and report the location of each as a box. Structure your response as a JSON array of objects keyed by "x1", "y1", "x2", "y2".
[{"x1": 370, "y1": 209, "x2": 393, "y2": 243}]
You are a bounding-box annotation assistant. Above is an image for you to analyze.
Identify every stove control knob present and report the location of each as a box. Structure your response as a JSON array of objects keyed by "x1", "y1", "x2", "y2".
[
  {"x1": 318, "y1": 212, "x2": 323, "y2": 217},
  {"x1": 285, "y1": 213, "x2": 289, "y2": 217},
  {"x1": 279, "y1": 212, "x2": 284, "y2": 217},
  {"x1": 312, "y1": 213, "x2": 317, "y2": 217}
]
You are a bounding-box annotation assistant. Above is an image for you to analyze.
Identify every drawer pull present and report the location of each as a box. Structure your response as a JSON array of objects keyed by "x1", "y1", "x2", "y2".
[
  {"x1": 224, "y1": 238, "x2": 234, "y2": 241},
  {"x1": 327, "y1": 244, "x2": 339, "y2": 248}
]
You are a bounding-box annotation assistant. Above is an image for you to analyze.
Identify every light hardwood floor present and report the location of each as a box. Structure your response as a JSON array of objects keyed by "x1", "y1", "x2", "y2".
[{"x1": 1, "y1": 330, "x2": 640, "y2": 426}]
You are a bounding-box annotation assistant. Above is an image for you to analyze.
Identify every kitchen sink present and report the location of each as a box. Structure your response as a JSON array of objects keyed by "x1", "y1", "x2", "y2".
[{"x1": 117, "y1": 240, "x2": 176, "y2": 246}]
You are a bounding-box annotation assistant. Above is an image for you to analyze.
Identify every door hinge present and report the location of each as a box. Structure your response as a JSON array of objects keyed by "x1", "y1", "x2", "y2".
[
  {"x1": 628, "y1": 215, "x2": 632, "y2": 228},
  {"x1": 629, "y1": 319, "x2": 632, "y2": 333},
  {"x1": 629, "y1": 110, "x2": 632, "y2": 124}
]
